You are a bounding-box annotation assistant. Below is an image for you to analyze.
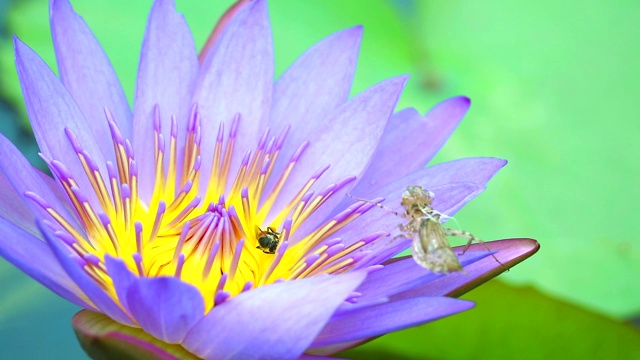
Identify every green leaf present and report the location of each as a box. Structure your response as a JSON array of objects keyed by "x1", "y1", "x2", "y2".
[{"x1": 337, "y1": 281, "x2": 640, "y2": 359}]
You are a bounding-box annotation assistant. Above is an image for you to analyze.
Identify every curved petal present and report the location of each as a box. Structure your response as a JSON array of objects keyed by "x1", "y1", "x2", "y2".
[
  {"x1": 126, "y1": 277, "x2": 205, "y2": 344},
  {"x1": 199, "y1": 0, "x2": 252, "y2": 62},
  {"x1": 107, "y1": 257, "x2": 204, "y2": 345},
  {"x1": 305, "y1": 340, "x2": 365, "y2": 358},
  {"x1": 268, "y1": 26, "x2": 362, "y2": 186},
  {"x1": 0, "y1": 171, "x2": 36, "y2": 235},
  {"x1": 193, "y1": 0, "x2": 273, "y2": 195},
  {"x1": 0, "y1": 133, "x2": 78, "y2": 233},
  {"x1": 431, "y1": 182, "x2": 485, "y2": 216},
  {"x1": 39, "y1": 221, "x2": 134, "y2": 325},
  {"x1": 36, "y1": 167, "x2": 75, "y2": 215},
  {"x1": 352, "y1": 157, "x2": 507, "y2": 200},
  {"x1": 14, "y1": 37, "x2": 108, "y2": 208},
  {"x1": 50, "y1": 0, "x2": 131, "y2": 144},
  {"x1": 352, "y1": 250, "x2": 493, "y2": 307},
  {"x1": 271, "y1": 26, "x2": 361, "y2": 132},
  {"x1": 271, "y1": 76, "x2": 408, "y2": 237},
  {"x1": 380, "y1": 157, "x2": 507, "y2": 194},
  {"x1": 183, "y1": 272, "x2": 366, "y2": 360},
  {"x1": 298, "y1": 355, "x2": 346, "y2": 360},
  {"x1": 132, "y1": 0, "x2": 199, "y2": 202},
  {"x1": 354, "y1": 96, "x2": 470, "y2": 192},
  {"x1": 391, "y1": 238, "x2": 540, "y2": 300},
  {"x1": 0, "y1": 217, "x2": 90, "y2": 309},
  {"x1": 310, "y1": 297, "x2": 474, "y2": 348},
  {"x1": 104, "y1": 256, "x2": 137, "y2": 315}
]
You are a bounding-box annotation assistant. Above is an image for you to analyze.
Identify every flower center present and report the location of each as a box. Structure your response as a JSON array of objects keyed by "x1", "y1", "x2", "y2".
[{"x1": 28, "y1": 106, "x2": 387, "y2": 311}]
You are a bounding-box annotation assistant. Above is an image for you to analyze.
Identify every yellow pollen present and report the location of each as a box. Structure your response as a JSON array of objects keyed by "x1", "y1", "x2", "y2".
[{"x1": 31, "y1": 110, "x2": 384, "y2": 314}]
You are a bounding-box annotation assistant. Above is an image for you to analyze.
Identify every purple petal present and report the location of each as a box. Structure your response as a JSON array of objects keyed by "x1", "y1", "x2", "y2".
[
  {"x1": 50, "y1": 0, "x2": 131, "y2": 142},
  {"x1": 125, "y1": 276, "x2": 205, "y2": 344},
  {"x1": 271, "y1": 26, "x2": 361, "y2": 130},
  {"x1": 36, "y1": 168, "x2": 76, "y2": 217},
  {"x1": 198, "y1": 0, "x2": 252, "y2": 61},
  {"x1": 351, "y1": 157, "x2": 506, "y2": 202},
  {"x1": 396, "y1": 157, "x2": 508, "y2": 192},
  {"x1": 298, "y1": 355, "x2": 347, "y2": 360},
  {"x1": 271, "y1": 76, "x2": 408, "y2": 237},
  {"x1": 14, "y1": 37, "x2": 108, "y2": 208},
  {"x1": 0, "y1": 170, "x2": 36, "y2": 235},
  {"x1": 268, "y1": 26, "x2": 362, "y2": 177},
  {"x1": 106, "y1": 257, "x2": 204, "y2": 344},
  {"x1": 311, "y1": 296, "x2": 474, "y2": 348},
  {"x1": 106, "y1": 256, "x2": 205, "y2": 344},
  {"x1": 0, "y1": 133, "x2": 78, "y2": 233},
  {"x1": 132, "y1": 0, "x2": 199, "y2": 202},
  {"x1": 354, "y1": 96, "x2": 470, "y2": 191},
  {"x1": 39, "y1": 221, "x2": 134, "y2": 325},
  {"x1": 306, "y1": 339, "x2": 366, "y2": 356},
  {"x1": 430, "y1": 182, "x2": 485, "y2": 216},
  {"x1": 193, "y1": 0, "x2": 273, "y2": 195},
  {"x1": 353, "y1": 251, "x2": 493, "y2": 307},
  {"x1": 391, "y1": 238, "x2": 540, "y2": 300},
  {"x1": 0, "y1": 217, "x2": 90, "y2": 309},
  {"x1": 104, "y1": 257, "x2": 137, "y2": 315},
  {"x1": 182, "y1": 272, "x2": 366, "y2": 360}
]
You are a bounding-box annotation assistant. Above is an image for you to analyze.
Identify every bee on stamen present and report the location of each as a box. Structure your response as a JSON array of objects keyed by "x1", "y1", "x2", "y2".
[
  {"x1": 255, "y1": 226, "x2": 281, "y2": 254},
  {"x1": 349, "y1": 185, "x2": 504, "y2": 273}
]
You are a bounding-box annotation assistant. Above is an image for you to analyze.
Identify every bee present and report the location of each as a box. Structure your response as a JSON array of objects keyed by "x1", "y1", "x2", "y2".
[
  {"x1": 255, "y1": 226, "x2": 281, "y2": 254},
  {"x1": 350, "y1": 185, "x2": 503, "y2": 273}
]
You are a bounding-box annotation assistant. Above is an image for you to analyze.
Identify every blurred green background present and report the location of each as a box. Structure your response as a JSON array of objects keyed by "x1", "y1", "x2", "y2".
[{"x1": 0, "y1": 0, "x2": 638, "y2": 358}]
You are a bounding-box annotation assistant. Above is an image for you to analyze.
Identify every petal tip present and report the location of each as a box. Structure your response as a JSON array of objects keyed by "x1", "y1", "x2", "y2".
[
  {"x1": 457, "y1": 95, "x2": 471, "y2": 106},
  {"x1": 397, "y1": 74, "x2": 411, "y2": 85},
  {"x1": 334, "y1": 25, "x2": 363, "y2": 49},
  {"x1": 50, "y1": 0, "x2": 76, "y2": 21},
  {"x1": 153, "y1": 0, "x2": 177, "y2": 12},
  {"x1": 460, "y1": 298, "x2": 476, "y2": 310},
  {"x1": 429, "y1": 95, "x2": 471, "y2": 117},
  {"x1": 517, "y1": 237, "x2": 541, "y2": 255},
  {"x1": 12, "y1": 35, "x2": 23, "y2": 50},
  {"x1": 248, "y1": 0, "x2": 268, "y2": 14},
  {"x1": 345, "y1": 24, "x2": 364, "y2": 38},
  {"x1": 50, "y1": 0, "x2": 71, "y2": 11},
  {"x1": 496, "y1": 157, "x2": 508, "y2": 168}
]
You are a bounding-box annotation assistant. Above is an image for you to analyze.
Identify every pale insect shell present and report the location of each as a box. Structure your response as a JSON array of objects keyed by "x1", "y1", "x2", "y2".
[
  {"x1": 399, "y1": 185, "x2": 463, "y2": 273},
  {"x1": 348, "y1": 185, "x2": 487, "y2": 273},
  {"x1": 411, "y1": 218, "x2": 463, "y2": 273}
]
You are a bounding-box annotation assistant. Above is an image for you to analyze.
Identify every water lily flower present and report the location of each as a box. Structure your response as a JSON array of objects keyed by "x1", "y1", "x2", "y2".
[{"x1": 0, "y1": 0, "x2": 538, "y2": 359}]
